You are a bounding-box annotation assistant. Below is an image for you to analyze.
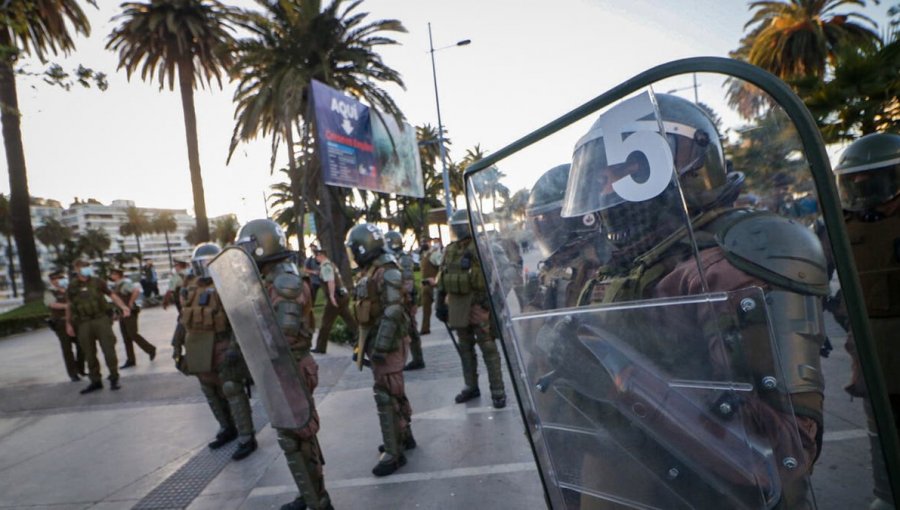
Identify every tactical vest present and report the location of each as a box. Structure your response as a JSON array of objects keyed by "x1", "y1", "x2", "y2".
[
  {"x1": 847, "y1": 215, "x2": 900, "y2": 318},
  {"x1": 67, "y1": 277, "x2": 110, "y2": 322},
  {"x1": 440, "y1": 239, "x2": 486, "y2": 297},
  {"x1": 536, "y1": 244, "x2": 604, "y2": 310},
  {"x1": 421, "y1": 248, "x2": 439, "y2": 279},
  {"x1": 180, "y1": 279, "x2": 229, "y2": 334},
  {"x1": 49, "y1": 288, "x2": 67, "y2": 320}
]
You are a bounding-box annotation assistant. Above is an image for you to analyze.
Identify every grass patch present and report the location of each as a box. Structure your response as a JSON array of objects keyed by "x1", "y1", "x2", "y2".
[{"x1": 0, "y1": 301, "x2": 51, "y2": 338}]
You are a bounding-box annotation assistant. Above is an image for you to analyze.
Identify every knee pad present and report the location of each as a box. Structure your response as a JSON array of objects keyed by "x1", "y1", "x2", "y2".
[
  {"x1": 221, "y1": 380, "x2": 242, "y2": 398},
  {"x1": 276, "y1": 430, "x2": 300, "y2": 454},
  {"x1": 374, "y1": 387, "x2": 392, "y2": 407}
]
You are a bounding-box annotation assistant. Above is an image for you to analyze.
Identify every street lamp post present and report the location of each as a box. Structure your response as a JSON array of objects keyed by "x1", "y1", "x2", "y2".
[{"x1": 428, "y1": 23, "x2": 470, "y2": 222}]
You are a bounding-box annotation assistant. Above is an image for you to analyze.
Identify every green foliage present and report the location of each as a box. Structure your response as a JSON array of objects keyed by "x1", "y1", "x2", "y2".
[
  {"x1": 211, "y1": 214, "x2": 239, "y2": 246},
  {"x1": 34, "y1": 217, "x2": 72, "y2": 256},
  {"x1": 0, "y1": 301, "x2": 50, "y2": 338}
]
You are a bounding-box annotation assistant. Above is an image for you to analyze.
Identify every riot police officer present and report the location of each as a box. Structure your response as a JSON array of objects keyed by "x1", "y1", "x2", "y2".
[
  {"x1": 45, "y1": 270, "x2": 84, "y2": 381},
  {"x1": 833, "y1": 132, "x2": 900, "y2": 509},
  {"x1": 173, "y1": 243, "x2": 257, "y2": 461},
  {"x1": 347, "y1": 224, "x2": 415, "y2": 476},
  {"x1": 436, "y1": 209, "x2": 507, "y2": 409},
  {"x1": 235, "y1": 220, "x2": 331, "y2": 510},
  {"x1": 524, "y1": 163, "x2": 607, "y2": 311},
  {"x1": 385, "y1": 230, "x2": 424, "y2": 370},
  {"x1": 550, "y1": 93, "x2": 827, "y2": 507}
]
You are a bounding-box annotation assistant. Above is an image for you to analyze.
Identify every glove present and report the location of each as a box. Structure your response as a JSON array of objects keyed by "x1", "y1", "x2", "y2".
[{"x1": 436, "y1": 290, "x2": 449, "y2": 323}]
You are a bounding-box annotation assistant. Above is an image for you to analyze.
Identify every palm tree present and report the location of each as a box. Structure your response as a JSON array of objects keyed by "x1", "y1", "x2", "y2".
[
  {"x1": 34, "y1": 217, "x2": 73, "y2": 260},
  {"x1": 799, "y1": 29, "x2": 900, "y2": 141},
  {"x1": 211, "y1": 214, "x2": 239, "y2": 246},
  {"x1": 743, "y1": 0, "x2": 880, "y2": 80},
  {"x1": 0, "y1": 0, "x2": 93, "y2": 302},
  {"x1": 78, "y1": 227, "x2": 111, "y2": 276},
  {"x1": 229, "y1": 0, "x2": 406, "y2": 278},
  {"x1": 0, "y1": 194, "x2": 17, "y2": 297},
  {"x1": 119, "y1": 206, "x2": 149, "y2": 263},
  {"x1": 107, "y1": 0, "x2": 244, "y2": 243},
  {"x1": 151, "y1": 211, "x2": 178, "y2": 267}
]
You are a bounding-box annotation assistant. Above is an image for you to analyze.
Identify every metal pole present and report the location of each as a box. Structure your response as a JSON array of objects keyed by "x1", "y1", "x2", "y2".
[{"x1": 429, "y1": 23, "x2": 454, "y2": 222}]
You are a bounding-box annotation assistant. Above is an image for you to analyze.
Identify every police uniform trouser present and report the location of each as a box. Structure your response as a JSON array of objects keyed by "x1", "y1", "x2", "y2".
[
  {"x1": 119, "y1": 309, "x2": 156, "y2": 363},
  {"x1": 275, "y1": 353, "x2": 330, "y2": 509},
  {"x1": 196, "y1": 339, "x2": 254, "y2": 441},
  {"x1": 314, "y1": 294, "x2": 356, "y2": 353},
  {"x1": 53, "y1": 321, "x2": 84, "y2": 378},
  {"x1": 454, "y1": 322, "x2": 505, "y2": 399},
  {"x1": 372, "y1": 341, "x2": 413, "y2": 457},
  {"x1": 420, "y1": 282, "x2": 434, "y2": 333},
  {"x1": 76, "y1": 315, "x2": 119, "y2": 383}
]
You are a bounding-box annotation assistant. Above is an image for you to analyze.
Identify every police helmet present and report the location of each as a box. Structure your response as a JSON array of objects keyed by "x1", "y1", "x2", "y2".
[
  {"x1": 191, "y1": 243, "x2": 221, "y2": 278},
  {"x1": 834, "y1": 132, "x2": 900, "y2": 212},
  {"x1": 385, "y1": 231, "x2": 404, "y2": 254},
  {"x1": 235, "y1": 219, "x2": 289, "y2": 265},
  {"x1": 449, "y1": 209, "x2": 471, "y2": 240},
  {"x1": 526, "y1": 164, "x2": 598, "y2": 257},
  {"x1": 346, "y1": 223, "x2": 385, "y2": 267}
]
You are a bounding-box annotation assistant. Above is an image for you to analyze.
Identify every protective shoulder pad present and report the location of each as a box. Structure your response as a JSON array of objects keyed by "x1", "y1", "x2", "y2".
[
  {"x1": 375, "y1": 252, "x2": 398, "y2": 267},
  {"x1": 383, "y1": 267, "x2": 403, "y2": 289},
  {"x1": 399, "y1": 254, "x2": 414, "y2": 272},
  {"x1": 273, "y1": 272, "x2": 302, "y2": 300},
  {"x1": 716, "y1": 212, "x2": 829, "y2": 296}
]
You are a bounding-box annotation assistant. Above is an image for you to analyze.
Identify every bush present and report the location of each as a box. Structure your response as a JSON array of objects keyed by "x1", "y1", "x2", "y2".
[
  {"x1": 0, "y1": 301, "x2": 51, "y2": 338},
  {"x1": 328, "y1": 318, "x2": 355, "y2": 345}
]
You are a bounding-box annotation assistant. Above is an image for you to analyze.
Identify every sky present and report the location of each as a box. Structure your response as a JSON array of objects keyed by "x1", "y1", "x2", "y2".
[{"x1": 0, "y1": 0, "x2": 894, "y2": 224}]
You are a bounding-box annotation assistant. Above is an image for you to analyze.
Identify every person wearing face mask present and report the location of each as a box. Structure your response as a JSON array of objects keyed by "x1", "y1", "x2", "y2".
[
  {"x1": 164, "y1": 258, "x2": 191, "y2": 313},
  {"x1": 44, "y1": 270, "x2": 85, "y2": 382},
  {"x1": 109, "y1": 267, "x2": 156, "y2": 368},
  {"x1": 65, "y1": 259, "x2": 132, "y2": 394}
]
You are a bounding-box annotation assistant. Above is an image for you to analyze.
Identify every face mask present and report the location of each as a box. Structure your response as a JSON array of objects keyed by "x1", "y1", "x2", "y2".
[
  {"x1": 57, "y1": 278, "x2": 69, "y2": 289},
  {"x1": 79, "y1": 267, "x2": 94, "y2": 278}
]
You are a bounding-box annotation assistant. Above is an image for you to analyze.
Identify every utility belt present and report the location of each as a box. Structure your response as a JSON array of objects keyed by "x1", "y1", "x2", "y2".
[{"x1": 73, "y1": 311, "x2": 110, "y2": 323}]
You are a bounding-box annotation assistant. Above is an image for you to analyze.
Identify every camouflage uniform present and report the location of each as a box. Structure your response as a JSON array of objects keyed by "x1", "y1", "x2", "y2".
[
  {"x1": 175, "y1": 275, "x2": 256, "y2": 456},
  {"x1": 439, "y1": 236, "x2": 506, "y2": 408},
  {"x1": 419, "y1": 245, "x2": 441, "y2": 335},
  {"x1": 352, "y1": 251, "x2": 414, "y2": 475},
  {"x1": 67, "y1": 276, "x2": 120, "y2": 388}
]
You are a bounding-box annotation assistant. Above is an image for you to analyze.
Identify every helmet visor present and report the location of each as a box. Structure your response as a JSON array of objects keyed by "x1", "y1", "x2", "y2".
[
  {"x1": 836, "y1": 161, "x2": 900, "y2": 211},
  {"x1": 562, "y1": 133, "x2": 675, "y2": 218}
]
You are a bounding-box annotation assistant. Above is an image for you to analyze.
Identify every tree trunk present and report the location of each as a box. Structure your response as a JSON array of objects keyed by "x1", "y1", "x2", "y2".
[
  {"x1": 5, "y1": 236, "x2": 17, "y2": 298},
  {"x1": 163, "y1": 231, "x2": 173, "y2": 268},
  {"x1": 134, "y1": 234, "x2": 143, "y2": 264},
  {"x1": 284, "y1": 121, "x2": 306, "y2": 256},
  {"x1": 0, "y1": 45, "x2": 43, "y2": 302},
  {"x1": 178, "y1": 60, "x2": 210, "y2": 243}
]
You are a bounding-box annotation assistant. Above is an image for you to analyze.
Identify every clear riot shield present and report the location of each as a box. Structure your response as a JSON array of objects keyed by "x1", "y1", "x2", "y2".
[
  {"x1": 464, "y1": 57, "x2": 898, "y2": 509},
  {"x1": 208, "y1": 247, "x2": 312, "y2": 429}
]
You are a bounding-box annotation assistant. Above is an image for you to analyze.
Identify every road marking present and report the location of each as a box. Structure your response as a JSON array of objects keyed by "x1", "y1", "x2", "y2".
[
  {"x1": 822, "y1": 428, "x2": 868, "y2": 442},
  {"x1": 248, "y1": 462, "x2": 537, "y2": 497},
  {"x1": 412, "y1": 404, "x2": 514, "y2": 420}
]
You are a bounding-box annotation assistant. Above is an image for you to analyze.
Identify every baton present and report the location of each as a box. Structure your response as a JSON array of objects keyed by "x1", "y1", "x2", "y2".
[{"x1": 442, "y1": 321, "x2": 460, "y2": 355}]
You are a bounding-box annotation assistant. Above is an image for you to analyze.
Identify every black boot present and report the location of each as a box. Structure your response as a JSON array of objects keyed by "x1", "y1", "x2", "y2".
[
  {"x1": 492, "y1": 394, "x2": 507, "y2": 409},
  {"x1": 403, "y1": 360, "x2": 425, "y2": 371},
  {"x1": 372, "y1": 452, "x2": 407, "y2": 476},
  {"x1": 109, "y1": 377, "x2": 121, "y2": 391},
  {"x1": 79, "y1": 381, "x2": 103, "y2": 394},
  {"x1": 454, "y1": 386, "x2": 480, "y2": 404},
  {"x1": 279, "y1": 497, "x2": 334, "y2": 510},
  {"x1": 120, "y1": 360, "x2": 136, "y2": 369},
  {"x1": 231, "y1": 437, "x2": 257, "y2": 460},
  {"x1": 208, "y1": 427, "x2": 238, "y2": 449}
]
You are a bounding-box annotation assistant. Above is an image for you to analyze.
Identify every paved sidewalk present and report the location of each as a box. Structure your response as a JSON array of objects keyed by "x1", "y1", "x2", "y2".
[
  {"x1": 0, "y1": 304, "x2": 876, "y2": 509},
  {"x1": 0, "y1": 306, "x2": 543, "y2": 510}
]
